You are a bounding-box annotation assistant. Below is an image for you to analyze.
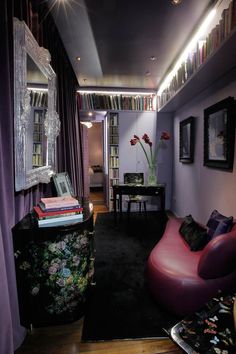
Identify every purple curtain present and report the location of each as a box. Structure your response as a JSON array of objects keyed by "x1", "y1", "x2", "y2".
[
  {"x1": 1, "y1": 2, "x2": 27, "y2": 352},
  {"x1": 0, "y1": 1, "x2": 85, "y2": 352},
  {"x1": 37, "y1": 3, "x2": 85, "y2": 197}
]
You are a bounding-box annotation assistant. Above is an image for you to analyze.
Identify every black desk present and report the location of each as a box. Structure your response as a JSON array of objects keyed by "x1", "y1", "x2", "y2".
[{"x1": 112, "y1": 184, "x2": 165, "y2": 219}]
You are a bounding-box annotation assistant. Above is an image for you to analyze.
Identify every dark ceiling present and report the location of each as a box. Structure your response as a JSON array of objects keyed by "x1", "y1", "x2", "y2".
[{"x1": 50, "y1": 0, "x2": 214, "y2": 90}]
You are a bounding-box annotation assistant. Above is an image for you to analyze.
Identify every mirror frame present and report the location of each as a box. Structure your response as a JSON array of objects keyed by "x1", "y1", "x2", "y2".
[{"x1": 13, "y1": 18, "x2": 60, "y2": 192}]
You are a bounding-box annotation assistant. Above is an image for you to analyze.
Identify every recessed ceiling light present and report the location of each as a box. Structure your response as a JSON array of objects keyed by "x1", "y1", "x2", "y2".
[
  {"x1": 88, "y1": 112, "x2": 93, "y2": 116},
  {"x1": 76, "y1": 56, "x2": 81, "y2": 61},
  {"x1": 149, "y1": 56, "x2": 157, "y2": 61},
  {"x1": 171, "y1": 0, "x2": 182, "y2": 5}
]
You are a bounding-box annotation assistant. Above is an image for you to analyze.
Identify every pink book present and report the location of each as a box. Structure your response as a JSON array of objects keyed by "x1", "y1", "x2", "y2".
[{"x1": 40, "y1": 196, "x2": 79, "y2": 208}]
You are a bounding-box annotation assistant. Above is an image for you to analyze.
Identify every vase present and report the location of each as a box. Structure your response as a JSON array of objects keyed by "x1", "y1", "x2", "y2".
[{"x1": 147, "y1": 164, "x2": 157, "y2": 185}]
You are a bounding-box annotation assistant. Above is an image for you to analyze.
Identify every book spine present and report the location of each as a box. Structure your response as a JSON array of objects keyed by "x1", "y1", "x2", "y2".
[
  {"x1": 39, "y1": 202, "x2": 81, "y2": 212},
  {"x1": 38, "y1": 212, "x2": 83, "y2": 220},
  {"x1": 38, "y1": 214, "x2": 83, "y2": 225},
  {"x1": 34, "y1": 206, "x2": 83, "y2": 217},
  {"x1": 41, "y1": 200, "x2": 79, "y2": 207},
  {"x1": 38, "y1": 217, "x2": 83, "y2": 228}
]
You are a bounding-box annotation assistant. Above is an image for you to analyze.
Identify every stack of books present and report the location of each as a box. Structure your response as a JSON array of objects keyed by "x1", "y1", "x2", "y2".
[{"x1": 34, "y1": 196, "x2": 83, "y2": 227}]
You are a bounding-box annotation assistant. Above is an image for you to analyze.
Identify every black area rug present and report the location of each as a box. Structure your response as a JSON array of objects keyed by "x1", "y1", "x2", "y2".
[{"x1": 82, "y1": 211, "x2": 178, "y2": 341}]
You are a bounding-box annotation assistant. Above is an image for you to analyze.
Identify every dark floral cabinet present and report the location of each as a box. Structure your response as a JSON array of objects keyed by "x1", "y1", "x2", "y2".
[{"x1": 12, "y1": 199, "x2": 94, "y2": 327}]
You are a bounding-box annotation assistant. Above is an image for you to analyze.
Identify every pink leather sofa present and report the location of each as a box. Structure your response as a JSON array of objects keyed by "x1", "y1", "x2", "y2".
[{"x1": 146, "y1": 218, "x2": 236, "y2": 317}]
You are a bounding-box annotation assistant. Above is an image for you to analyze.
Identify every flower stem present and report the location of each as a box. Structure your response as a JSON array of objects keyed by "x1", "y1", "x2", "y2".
[
  {"x1": 138, "y1": 141, "x2": 151, "y2": 166},
  {"x1": 153, "y1": 141, "x2": 162, "y2": 163}
]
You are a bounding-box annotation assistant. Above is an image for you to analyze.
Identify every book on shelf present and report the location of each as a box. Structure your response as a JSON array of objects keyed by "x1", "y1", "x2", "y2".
[
  {"x1": 37, "y1": 213, "x2": 83, "y2": 227},
  {"x1": 40, "y1": 196, "x2": 80, "y2": 209},
  {"x1": 158, "y1": 0, "x2": 236, "y2": 109},
  {"x1": 34, "y1": 205, "x2": 83, "y2": 220},
  {"x1": 78, "y1": 92, "x2": 155, "y2": 111}
]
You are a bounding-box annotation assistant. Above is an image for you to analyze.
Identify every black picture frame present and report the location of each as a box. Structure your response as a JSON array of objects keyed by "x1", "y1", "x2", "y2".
[
  {"x1": 204, "y1": 97, "x2": 235, "y2": 171},
  {"x1": 124, "y1": 173, "x2": 144, "y2": 185},
  {"x1": 179, "y1": 116, "x2": 194, "y2": 163}
]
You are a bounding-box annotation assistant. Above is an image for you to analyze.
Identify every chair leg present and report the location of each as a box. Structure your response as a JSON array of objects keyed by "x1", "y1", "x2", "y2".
[
  {"x1": 139, "y1": 201, "x2": 141, "y2": 213},
  {"x1": 143, "y1": 201, "x2": 147, "y2": 218},
  {"x1": 127, "y1": 201, "x2": 131, "y2": 219}
]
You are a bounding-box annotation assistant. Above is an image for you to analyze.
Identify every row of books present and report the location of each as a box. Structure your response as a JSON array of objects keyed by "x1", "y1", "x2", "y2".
[
  {"x1": 34, "y1": 196, "x2": 83, "y2": 227},
  {"x1": 29, "y1": 90, "x2": 48, "y2": 108},
  {"x1": 32, "y1": 154, "x2": 43, "y2": 167},
  {"x1": 109, "y1": 168, "x2": 119, "y2": 178},
  {"x1": 110, "y1": 146, "x2": 119, "y2": 156},
  {"x1": 109, "y1": 126, "x2": 119, "y2": 135},
  {"x1": 110, "y1": 114, "x2": 118, "y2": 126},
  {"x1": 158, "y1": 0, "x2": 236, "y2": 109},
  {"x1": 109, "y1": 178, "x2": 119, "y2": 187},
  {"x1": 109, "y1": 156, "x2": 119, "y2": 168},
  {"x1": 78, "y1": 93, "x2": 156, "y2": 111}
]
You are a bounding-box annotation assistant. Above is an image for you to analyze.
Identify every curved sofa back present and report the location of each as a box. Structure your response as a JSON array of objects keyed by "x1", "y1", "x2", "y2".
[{"x1": 198, "y1": 223, "x2": 236, "y2": 279}]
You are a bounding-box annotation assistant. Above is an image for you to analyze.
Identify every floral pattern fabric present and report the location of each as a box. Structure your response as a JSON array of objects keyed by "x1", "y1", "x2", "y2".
[{"x1": 15, "y1": 229, "x2": 94, "y2": 322}]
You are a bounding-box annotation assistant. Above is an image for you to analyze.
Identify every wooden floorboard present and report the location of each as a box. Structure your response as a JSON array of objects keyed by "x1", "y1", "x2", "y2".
[
  {"x1": 15, "y1": 318, "x2": 181, "y2": 354},
  {"x1": 15, "y1": 200, "x2": 181, "y2": 354}
]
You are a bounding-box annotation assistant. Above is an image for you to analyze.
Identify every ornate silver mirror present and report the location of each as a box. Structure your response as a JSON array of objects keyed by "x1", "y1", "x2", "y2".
[{"x1": 13, "y1": 18, "x2": 60, "y2": 191}]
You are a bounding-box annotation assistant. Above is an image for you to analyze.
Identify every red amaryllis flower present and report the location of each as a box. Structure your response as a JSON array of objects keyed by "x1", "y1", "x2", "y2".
[
  {"x1": 130, "y1": 131, "x2": 170, "y2": 168},
  {"x1": 161, "y1": 131, "x2": 170, "y2": 140},
  {"x1": 130, "y1": 138, "x2": 138, "y2": 145},
  {"x1": 142, "y1": 133, "x2": 152, "y2": 145}
]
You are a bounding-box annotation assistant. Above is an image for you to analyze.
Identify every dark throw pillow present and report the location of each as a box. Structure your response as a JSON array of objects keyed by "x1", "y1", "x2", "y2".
[
  {"x1": 179, "y1": 215, "x2": 210, "y2": 252},
  {"x1": 206, "y1": 210, "x2": 233, "y2": 238}
]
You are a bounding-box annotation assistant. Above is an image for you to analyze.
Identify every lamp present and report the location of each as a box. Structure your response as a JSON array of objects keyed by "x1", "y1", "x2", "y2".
[
  {"x1": 89, "y1": 167, "x2": 94, "y2": 175},
  {"x1": 171, "y1": 0, "x2": 182, "y2": 4},
  {"x1": 81, "y1": 121, "x2": 93, "y2": 128}
]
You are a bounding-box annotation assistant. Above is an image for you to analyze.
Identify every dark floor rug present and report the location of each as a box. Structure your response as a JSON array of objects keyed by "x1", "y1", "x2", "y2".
[{"x1": 82, "y1": 211, "x2": 178, "y2": 341}]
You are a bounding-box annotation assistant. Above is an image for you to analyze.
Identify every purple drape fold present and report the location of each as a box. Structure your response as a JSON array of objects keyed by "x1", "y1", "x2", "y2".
[
  {"x1": 0, "y1": 2, "x2": 26, "y2": 352},
  {"x1": 0, "y1": 1, "x2": 85, "y2": 353}
]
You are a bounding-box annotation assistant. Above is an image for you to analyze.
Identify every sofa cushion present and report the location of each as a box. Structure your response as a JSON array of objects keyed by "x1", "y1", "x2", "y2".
[
  {"x1": 207, "y1": 210, "x2": 233, "y2": 238},
  {"x1": 179, "y1": 215, "x2": 210, "y2": 251}
]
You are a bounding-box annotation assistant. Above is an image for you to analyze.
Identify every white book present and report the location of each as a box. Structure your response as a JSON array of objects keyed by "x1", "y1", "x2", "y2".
[{"x1": 38, "y1": 213, "x2": 83, "y2": 226}]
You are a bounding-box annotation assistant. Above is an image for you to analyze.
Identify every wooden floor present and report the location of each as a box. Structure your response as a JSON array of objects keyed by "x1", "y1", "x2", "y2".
[{"x1": 15, "y1": 194, "x2": 182, "y2": 354}]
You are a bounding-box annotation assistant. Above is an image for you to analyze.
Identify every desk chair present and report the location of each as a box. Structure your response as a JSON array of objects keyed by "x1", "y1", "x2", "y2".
[{"x1": 124, "y1": 173, "x2": 148, "y2": 218}]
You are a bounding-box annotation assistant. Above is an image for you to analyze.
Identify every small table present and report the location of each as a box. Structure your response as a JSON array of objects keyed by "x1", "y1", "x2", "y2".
[
  {"x1": 12, "y1": 198, "x2": 94, "y2": 328},
  {"x1": 112, "y1": 183, "x2": 165, "y2": 220}
]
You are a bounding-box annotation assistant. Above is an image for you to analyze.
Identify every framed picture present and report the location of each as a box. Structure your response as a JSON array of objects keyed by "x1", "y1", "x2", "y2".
[
  {"x1": 124, "y1": 173, "x2": 144, "y2": 185},
  {"x1": 179, "y1": 116, "x2": 194, "y2": 163},
  {"x1": 53, "y1": 172, "x2": 74, "y2": 196},
  {"x1": 204, "y1": 97, "x2": 235, "y2": 170}
]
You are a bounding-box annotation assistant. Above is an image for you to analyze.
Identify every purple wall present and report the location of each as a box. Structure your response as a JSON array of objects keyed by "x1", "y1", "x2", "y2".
[{"x1": 172, "y1": 70, "x2": 236, "y2": 224}]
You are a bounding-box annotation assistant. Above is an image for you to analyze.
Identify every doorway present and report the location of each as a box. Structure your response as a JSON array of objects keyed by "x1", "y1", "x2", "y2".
[{"x1": 88, "y1": 121, "x2": 105, "y2": 205}]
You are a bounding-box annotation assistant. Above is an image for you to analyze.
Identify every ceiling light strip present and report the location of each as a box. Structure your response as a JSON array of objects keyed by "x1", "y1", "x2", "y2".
[
  {"x1": 27, "y1": 87, "x2": 48, "y2": 92},
  {"x1": 77, "y1": 89, "x2": 156, "y2": 96},
  {"x1": 157, "y1": 2, "x2": 221, "y2": 96}
]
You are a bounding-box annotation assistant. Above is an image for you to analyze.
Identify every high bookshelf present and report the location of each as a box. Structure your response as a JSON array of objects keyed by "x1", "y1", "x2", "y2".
[
  {"x1": 108, "y1": 112, "x2": 119, "y2": 210},
  {"x1": 78, "y1": 92, "x2": 156, "y2": 111},
  {"x1": 158, "y1": 0, "x2": 236, "y2": 112}
]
